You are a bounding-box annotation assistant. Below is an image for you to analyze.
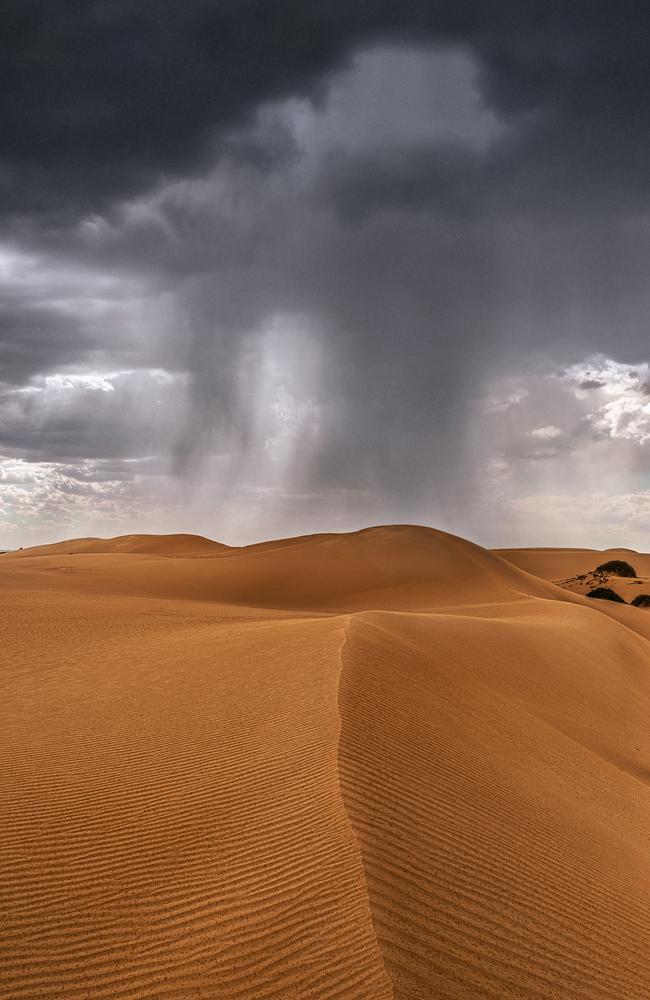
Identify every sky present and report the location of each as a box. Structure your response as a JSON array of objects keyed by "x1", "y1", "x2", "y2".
[{"x1": 1, "y1": 1, "x2": 650, "y2": 549}]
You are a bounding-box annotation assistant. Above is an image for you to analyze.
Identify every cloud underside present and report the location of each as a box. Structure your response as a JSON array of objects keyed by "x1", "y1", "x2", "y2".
[
  {"x1": 0, "y1": 3, "x2": 649, "y2": 546},
  {"x1": 3, "y1": 2, "x2": 649, "y2": 220}
]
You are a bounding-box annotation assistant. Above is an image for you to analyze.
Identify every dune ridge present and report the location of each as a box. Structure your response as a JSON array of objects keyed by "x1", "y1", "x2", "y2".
[
  {"x1": 1, "y1": 526, "x2": 649, "y2": 998},
  {"x1": 10, "y1": 532, "x2": 230, "y2": 559},
  {"x1": 338, "y1": 608, "x2": 650, "y2": 999},
  {"x1": 1, "y1": 526, "x2": 559, "y2": 609}
]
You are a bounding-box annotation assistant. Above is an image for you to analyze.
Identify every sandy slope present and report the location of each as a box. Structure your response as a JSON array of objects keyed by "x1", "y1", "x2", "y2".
[
  {"x1": 1, "y1": 526, "x2": 649, "y2": 999},
  {"x1": 496, "y1": 545, "x2": 650, "y2": 606},
  {"x1": 495, "y1": 545, "x2": 650, "y2": 581}
]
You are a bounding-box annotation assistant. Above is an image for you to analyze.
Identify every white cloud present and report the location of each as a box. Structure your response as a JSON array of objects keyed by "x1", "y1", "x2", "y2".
[
  {"x1": 528, "y1": 425, "x2": 562, "y2": 440},
  {"x1": 484, "y1": 387, "x2": 529, "y2": 413},
  {"x1": 465, "y1": 354, "x2": 650, "y2": 546},
  {"x1": 0, "y1": 455, "x2": 180, "y2": 549},
  {"x1": 37, "y1": 369, "x2": 189, "y2": 394},
  {"x1": 562, "y1": 356, "x2": 649, "y2": 396},
  {"x1": 590, "y1": 395, "x2": 650, "y2": 444},
  {"x1": 557, "y1": 357, "x2": 650, "y2": 445},
  {"x1": 43, "y1": 373, "x2": 116, "y2": 392}
]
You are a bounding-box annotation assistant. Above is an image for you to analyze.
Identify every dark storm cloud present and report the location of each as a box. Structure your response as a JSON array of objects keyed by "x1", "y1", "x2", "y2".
[
  {"x1": 2, "y1": 1, "x2": 650, "y2": 544},
  {"x1": 0, "y1": 303, "x2": 94, "y2": 384},
  {"x1": 2, "y1": 1, "x2": 649, "y2": 224},
  {"x1": 0, "y1": 371, "x2": 187, "y2": 463},
  {"x1": 316, "y1": 142, "x2": 484, "y2": 223}
]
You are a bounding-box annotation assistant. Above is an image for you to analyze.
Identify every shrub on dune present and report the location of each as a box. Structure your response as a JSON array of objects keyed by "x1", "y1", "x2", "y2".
[
  {"x1": 595, "y1": 560, "x2": 637, "y2": 577},
  {"x1": 586, "y1": 587, "x2": 626, "y2": 603},
  {"x1": 631, "y1": 594, "x2": 650, "y2": 608}
]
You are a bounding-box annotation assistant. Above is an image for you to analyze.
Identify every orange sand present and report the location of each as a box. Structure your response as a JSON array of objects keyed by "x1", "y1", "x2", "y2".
[
  {"x1": 495, "y1": 545, "x2": 650, "y2": 607},
  {"x1": 1, "y1": 526, "x2": 649, "y2": 998}
]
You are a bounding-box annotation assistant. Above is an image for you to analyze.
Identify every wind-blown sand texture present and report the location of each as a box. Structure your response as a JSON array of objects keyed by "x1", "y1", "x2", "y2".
[{"x1": 1, "y1": 526, "x2": 649, "y2": 999}]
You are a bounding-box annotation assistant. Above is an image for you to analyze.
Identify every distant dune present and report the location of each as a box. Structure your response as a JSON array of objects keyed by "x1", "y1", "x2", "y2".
[
  {"x1": 11, "y1": 531, "x2": 230, "y2": 558},
  {"x1": 496, "y1": 545, "x2": 650, "y2": 608},
  {"x1": 1, "y1": 526, "x2": 649, "y2": 998},
  {"x1": 494, "y1": 544, "x2": 650, "y2": 581}
]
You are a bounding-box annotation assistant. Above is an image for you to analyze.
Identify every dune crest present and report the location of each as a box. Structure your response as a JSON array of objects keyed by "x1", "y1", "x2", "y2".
[
  {"x1": 1, "y1": 526, "x2": 649, "y2": 998},
  {"x1": 11, "y1": 532, "x2": 230, "y2": 558},
  {"x1": 4, "y1": 525, "x2": 557, "y2": 610}
]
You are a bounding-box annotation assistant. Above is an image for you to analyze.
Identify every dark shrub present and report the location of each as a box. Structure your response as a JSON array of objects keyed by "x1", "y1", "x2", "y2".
[
  {"x1": 586, "y1": 587, "x2": 626, "y2": 603},
  {"x1": 595, "y1": 559, "x2": 637, "y2": 578},
  {"x1": 631, "y1": 594, "x2": 650, "y2": 608}
]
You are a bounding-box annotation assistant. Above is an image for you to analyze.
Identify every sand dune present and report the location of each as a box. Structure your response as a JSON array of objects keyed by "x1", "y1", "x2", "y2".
[
  {"x1": 11, "y1": 532, "x2": 230, "y2": 559},
  {"x1": 1, "y1": 526, "x2": 649, "y2": 998},
  {"x1": 1, "y1": 526, "x2": 556, "y2": 610},
  {"x1": 496, "y1": 544, "x2": 650, "y2": 610},
  {"x1": 495, "y1": 544, "x2": 650, "y2": 581}
]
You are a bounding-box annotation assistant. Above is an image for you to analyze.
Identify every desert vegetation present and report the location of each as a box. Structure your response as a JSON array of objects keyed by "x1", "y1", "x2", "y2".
[
  {"x1": 586, "y1": 587, "x2": 627, "y2": 603},
  {"x1": 595, "y1": 559, "x2": 637, "y2": 577}
]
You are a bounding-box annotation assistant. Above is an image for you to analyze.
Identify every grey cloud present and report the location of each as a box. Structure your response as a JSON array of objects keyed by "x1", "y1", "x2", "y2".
[
  {"x1": 315, "y1": 142, "x2": 485, "y2": 223},
  {"x1": 61, "y1": 107, "x2": 650, "y2": 525},
  {"x1": 0, "y1": 241, "x2": 188, "y2": 401},
  {"x1": 57, "y1": 458, "x2": 166, "y2": 483},
  {"x1": 0, "y1": 370, "x2": 187, "y2": 463},
  {"x1": 2, "y1": 2, "x2": 649, "y2": 225},
  {"x1": 2, "y1": 3, "x2": 650, "y2": 545},
  {"x1": 579, "y1": 379, "x2": 607, "y2": 390},
  {"x1": 0, "y1": 303, "x2": 96, "y2": 385}
]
